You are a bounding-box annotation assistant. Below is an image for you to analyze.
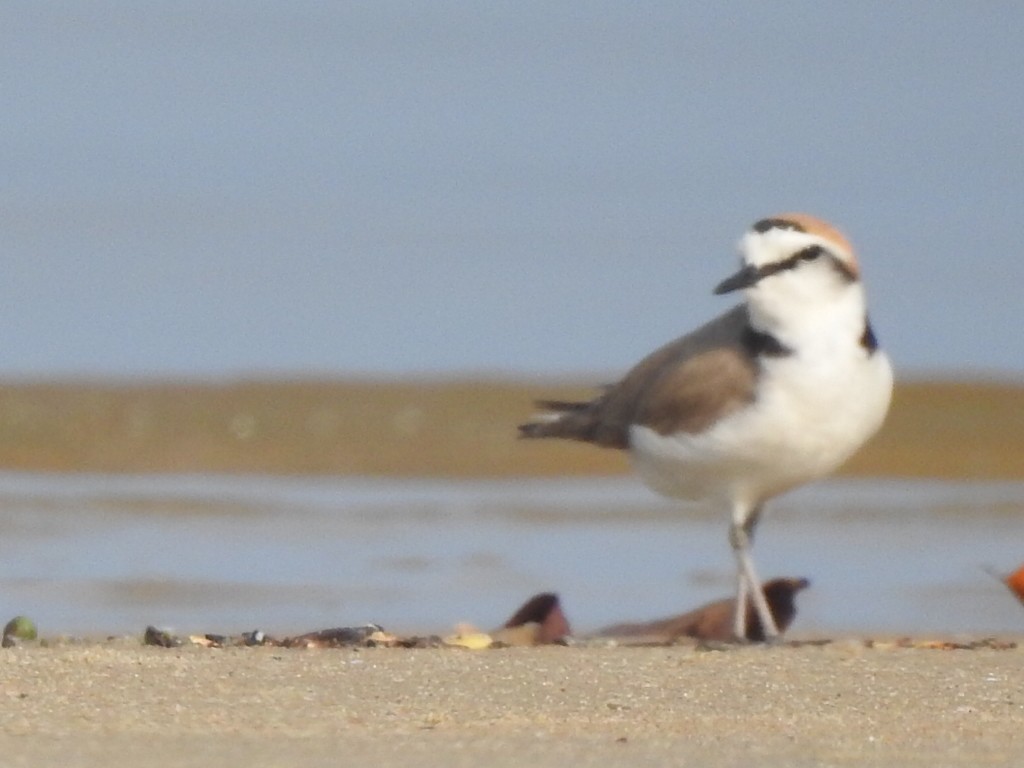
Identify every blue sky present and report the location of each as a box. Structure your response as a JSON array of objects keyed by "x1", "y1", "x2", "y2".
[{"x1": 3, "y1": 2, "x2": 1023, "y2": 379}]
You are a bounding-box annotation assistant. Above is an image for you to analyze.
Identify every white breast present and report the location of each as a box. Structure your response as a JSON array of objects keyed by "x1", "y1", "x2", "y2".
[{"x1": 629, "y1": 344, "x2": 893, "y2": 508}]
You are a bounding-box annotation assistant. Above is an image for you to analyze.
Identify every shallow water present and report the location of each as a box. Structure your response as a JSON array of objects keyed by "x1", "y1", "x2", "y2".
[{"x1": 0, "y1": 472, "x2": 1022, "y2": 638}]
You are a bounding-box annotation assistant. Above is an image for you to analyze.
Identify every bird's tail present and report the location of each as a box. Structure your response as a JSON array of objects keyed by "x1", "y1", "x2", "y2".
[
  {"x1": 518, "y1": 399, "x2": 591, "y2": 439},
  {"x1": 518, "y1": 397, "x2": 625, "y2": 447}
]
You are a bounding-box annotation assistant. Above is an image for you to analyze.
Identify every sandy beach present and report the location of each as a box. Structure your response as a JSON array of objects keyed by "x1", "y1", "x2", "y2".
[
  {"x1": 0, "y1": 378, "x2": 1022, "y2": 764},
  {"x1": 2, "y1": 639, "x2": 1023, "y2": 767}
]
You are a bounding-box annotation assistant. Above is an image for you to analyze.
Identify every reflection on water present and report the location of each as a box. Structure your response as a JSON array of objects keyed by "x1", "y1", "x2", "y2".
[{"x1": 0, "y1": 472, "x2": 1022, "y2": 637}]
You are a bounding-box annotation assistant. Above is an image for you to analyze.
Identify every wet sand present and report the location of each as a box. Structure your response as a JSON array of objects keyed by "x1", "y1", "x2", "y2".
[{"x1": 2, "y1": 640, "x2": 1023, "y2": 766}]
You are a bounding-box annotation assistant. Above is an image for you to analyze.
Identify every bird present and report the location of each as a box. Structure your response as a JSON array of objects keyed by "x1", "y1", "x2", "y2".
[{"x1": 518, "y1": 213, "x2": 893, "y2": 640}]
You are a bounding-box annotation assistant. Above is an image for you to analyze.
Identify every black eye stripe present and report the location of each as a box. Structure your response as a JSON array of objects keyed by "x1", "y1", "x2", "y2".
[
  {"x1": 747, "y1": 244, "x2": 854, "y2": 286},
  {"x1": 797, "y1": 245, "x2": 824, "y2": 261},
  {"x1": 762, "y1": 246, "x2": 826, "y2": 276}
]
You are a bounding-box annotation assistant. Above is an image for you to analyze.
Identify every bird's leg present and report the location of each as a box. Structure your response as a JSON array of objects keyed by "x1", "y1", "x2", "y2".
[
  {"x1": 728, "y1": 518, "x2": 753, "y2": 640},
  {"x1": 734, "y1": 562, "x2": 750, "y2": 637},
  {"x1": 729, "y1": 504, "x2": 780, "y2": 641}
]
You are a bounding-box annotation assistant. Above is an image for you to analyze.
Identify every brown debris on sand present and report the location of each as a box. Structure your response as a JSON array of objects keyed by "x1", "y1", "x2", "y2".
[
  {"x1": 146, "y1": 625, "x2": 438, "y2": 649},
  {"x1": 143, "y1": 625, "x2": 182, "y2": 648},
  {"x1": 595, "y1": 577, "x2": 811, "y2": 644},
  {"x1": 135, "y1": 582, "x2": 812, "y2": 652},
  {"x1": 501, "y1": 592, "x2": 571, "y2": 644}
]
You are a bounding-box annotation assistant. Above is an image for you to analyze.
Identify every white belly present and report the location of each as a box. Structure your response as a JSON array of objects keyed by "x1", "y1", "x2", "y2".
[{"x1": 629, "y1": 349, "x2": 893, "y2": 508}]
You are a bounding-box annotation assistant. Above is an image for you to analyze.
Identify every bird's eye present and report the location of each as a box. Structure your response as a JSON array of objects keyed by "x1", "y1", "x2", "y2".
[{"x1": 798, "y1": 246, "x2": 824, "y2": 261}]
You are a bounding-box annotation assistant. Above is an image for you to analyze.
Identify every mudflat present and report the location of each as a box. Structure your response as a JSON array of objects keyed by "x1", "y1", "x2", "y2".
[
  {"x1": 2, "y1": 640, "x2": 1022, "y2": 767},
  {"x1": 0, "y1": 378, "x2": 1020, "y2": 479}
]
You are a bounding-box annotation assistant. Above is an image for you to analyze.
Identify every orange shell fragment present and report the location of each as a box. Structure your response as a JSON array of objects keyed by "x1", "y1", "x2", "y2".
[{"x1": 1005, "y1": 564, "x2": 1024, "y2": 603}]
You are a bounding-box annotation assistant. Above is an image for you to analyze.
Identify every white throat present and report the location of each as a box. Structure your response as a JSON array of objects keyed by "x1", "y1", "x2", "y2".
[{"x1": 747, "y1": 272, "x2": 868, "y2": 355}]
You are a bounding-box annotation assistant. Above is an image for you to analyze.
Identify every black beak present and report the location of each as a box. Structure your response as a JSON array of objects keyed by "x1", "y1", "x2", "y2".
[{"x1": 713, "y1": 264, "x2": 762, "y2": 295}]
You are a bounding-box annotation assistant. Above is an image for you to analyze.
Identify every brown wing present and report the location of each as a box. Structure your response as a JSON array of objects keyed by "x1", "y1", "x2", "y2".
[{"x1": 519, "y1": 304, "x2": 759, "y2": 448}]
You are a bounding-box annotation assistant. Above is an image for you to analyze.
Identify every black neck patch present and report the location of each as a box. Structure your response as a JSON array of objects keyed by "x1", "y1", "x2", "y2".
[
  {"x1": 860, "y1": 319, "x2": 879, "y2": 354},
  {"x1": 742, "y1": 326, "x2": 793, "y2": 359}
]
